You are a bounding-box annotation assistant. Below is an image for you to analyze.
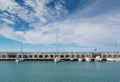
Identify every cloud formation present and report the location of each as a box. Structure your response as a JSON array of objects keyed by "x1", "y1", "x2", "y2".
[{"x1": 0, "y1": 0, "x2": 120, "y2": 51}]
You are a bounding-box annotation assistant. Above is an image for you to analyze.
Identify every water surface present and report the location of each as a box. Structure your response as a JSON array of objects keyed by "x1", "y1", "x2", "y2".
[{"x1": 0, "y1": 61, "x2": 120, "y2": 82}]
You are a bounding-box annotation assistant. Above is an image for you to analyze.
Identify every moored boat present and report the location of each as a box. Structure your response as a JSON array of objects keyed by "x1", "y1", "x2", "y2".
[
  {"x1": 113, "y1": 58, "x2": 120, "y2": 62},
  {"x1": 78, "y1": 58, "x2": 83, "y2": 61},
  {"x1": 106, "y1": 58, "x2": 114, "y2": 62},
  {"x1": 70, "y1": 58, "x2": 74, "y2": 61},
  {"x1": 15, "y1": 59, "x2": 19, "y2": 63},
  {"x1": 85, "y1": 57, "x2": 91, "y2": 62},
  {"x1": 95, "y1": 56, "x2": 102, "y2": 61},
  {"x1": 54, "y1": 57, "x2": 61, "y2": 63}
]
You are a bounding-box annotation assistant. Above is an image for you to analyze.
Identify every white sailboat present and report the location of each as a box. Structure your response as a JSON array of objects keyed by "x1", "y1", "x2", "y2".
[
  {"x1": 15, "y1": 56, "x2": 23, "y2": 63},
  {"x1": 95, "y1": 56, "x2": 102, "y2": 61},
  {"x1": 15, "y1": 42, "x2": 24, "y2": 62},
  {"x1": 54, "y1": 57, "x2": 60, "y2": 63},
  {"x1": 114, "y1": 40, "x2": 120, "y2": 62},
  {"x1": 69, "y1": 52, "x2": 74, "y2": 61},
  {"x1": 85, "y1": 51, "x2": 91, "y2": 62},
  {"x1": 78, "y1": 58, "x2": 83, "y2": 61},
  {"x1": 109, "y1": 40, "x2": 120, "y2": 62},
  {"x1": 15, "y1": 59, "x2": 19, "y2": 62},
  {"x1": 113, "y1": 58, "x2": 120, "y2": 62},
  {"x1": 54, "y1": 28, "x2": 61, "y2": 63},
  {"x1": 85, "y1": 57, "x2": 91, "y2": 62},
  {"x1": 70, "y1": 57, "x2": 74, "y2": 61},
  {"x1": 106, "y1": 58, "x2": 114, "y2": 62}
]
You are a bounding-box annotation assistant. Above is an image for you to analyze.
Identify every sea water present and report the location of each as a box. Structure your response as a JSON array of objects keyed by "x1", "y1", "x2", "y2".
[{"x1": 0, "y1": 61, "x2": 120, "y2": 82}]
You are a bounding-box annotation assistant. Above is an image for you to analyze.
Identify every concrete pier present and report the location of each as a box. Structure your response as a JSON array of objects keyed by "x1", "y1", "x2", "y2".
[{"x1": 0, "y1": 52, "x2": 120, "y2": 61}]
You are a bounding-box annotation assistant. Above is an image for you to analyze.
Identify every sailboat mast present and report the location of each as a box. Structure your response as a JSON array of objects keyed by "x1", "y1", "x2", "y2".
[
  {"x1": 21, "y1": 42, "x2": 23, "y2": 52},
  {"x1": 56, "y1": 29, "x2": 58, "y2": 54},
  {"x1": 20, "y1": 42, "x2": 24, "y2": 59},
  {"x1": 115, "y1": 40, "x2": 118, "y2": 54}
]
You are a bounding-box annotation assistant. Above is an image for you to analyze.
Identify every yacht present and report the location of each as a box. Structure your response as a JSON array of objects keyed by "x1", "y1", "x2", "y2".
[
  {"x1": 70, "y1": 58, "x2": 74, "y2": 61},
  {"x1": 15, "y1": 58, "x2": 24, "y2": 63},
  {"x1": 15, "y1": 55, "x2": 24, "y2": 63},
  {"x1": 85, "y1": 57, "x2": 91, "y2": 62},
  {"x1": 15, "y1": 59, "x2": 19, "y2": 62},
  {"x1": 95, "y1": 56, "x2": 102, "y2": 61},
  {"x1": 54, "y1": 57, "x2": 61, "y2": 63},
  {"x1": 106, "y1": 58, "x2": 114, "y2": 62},
  {"x1": 20, "y1": 57, "x2": 24, "y2": 61},
  {"x1": 78, "y1": 58, "x2": 83, "y2": 61},
  {"x1": 15, "y1": 42, "x2": 24, "y2": 62},
  {"x1": 114, "y1": 58, "x2": 120, "y2": 62}
]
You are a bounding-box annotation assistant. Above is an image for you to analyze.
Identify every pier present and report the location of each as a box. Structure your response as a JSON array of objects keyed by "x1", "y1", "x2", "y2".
[{"x1": 0, "y1": 52, "x2": 120, "y2": 61}]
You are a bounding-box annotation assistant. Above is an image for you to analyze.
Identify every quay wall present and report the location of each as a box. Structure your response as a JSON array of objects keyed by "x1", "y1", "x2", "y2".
[{"x1": 0, "y1": 52, "x2": 120, "y2": 61}]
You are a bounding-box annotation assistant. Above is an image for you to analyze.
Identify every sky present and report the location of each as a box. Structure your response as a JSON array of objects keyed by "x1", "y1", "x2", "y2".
[{"x1": 0, "y1": 0, "x2": 120, "y2": 52}]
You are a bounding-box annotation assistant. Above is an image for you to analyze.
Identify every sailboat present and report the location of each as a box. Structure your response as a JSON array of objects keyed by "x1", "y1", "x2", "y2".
[
  {"x1": 95, "y1": 56, "x2": 102, "y2": 61},
  {"x1": 106, "y1": 58, "x2": 114, "y2": 62},
  {"x1": 54, "y1": 57, "x2": 61, "y2": 63},
  {"x1": 78, "y1": 58, "x2": 83, "y2": 61},
  {"x1": 54, "y1": 29, "x2": 61, "y2": 63},
  {"x1": 106, "y1": 40, "x2": 119, "y2": 62},
  {"x1": 113, "y1": 56, "x2": 120, "y2": 62},
  {"x1": 85, "y1": 52, "x2": 91, "y2": 62},
  {"x1": 15, "y1": 42, "x2": 24, "y2": 62},
  {"x1": 15, "y1": 59, "x2": 19, "y2": 62},
  {"x1": 85, "y1": 57, "x2": 91, "y2": 62},
  {"x1": 70, "y1": 57, "x2": 74, "y2": 61},
  {"x1": 114, "y1": 40, "x2": 120, "y2": 62}
]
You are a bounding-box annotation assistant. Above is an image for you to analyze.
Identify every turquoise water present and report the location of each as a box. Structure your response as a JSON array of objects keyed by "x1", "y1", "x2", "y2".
[{"x1": 0, "y1": 61, "x2": 120, "y2": 82}]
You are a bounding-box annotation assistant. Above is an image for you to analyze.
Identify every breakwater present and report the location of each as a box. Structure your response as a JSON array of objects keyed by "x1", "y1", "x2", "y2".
[{"x1": 0, "y1": 52, "x2": 120, "y2": 61}]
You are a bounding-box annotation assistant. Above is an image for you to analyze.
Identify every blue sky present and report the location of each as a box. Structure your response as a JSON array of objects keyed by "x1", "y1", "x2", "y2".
[{"x1": 0, "y1": 0, "x2": 120, "y2": 52}]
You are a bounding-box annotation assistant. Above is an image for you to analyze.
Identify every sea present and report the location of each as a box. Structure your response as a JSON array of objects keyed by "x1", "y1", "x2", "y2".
[{"x1": 0, "y1": 61, "x2": 120, "y2": 82}]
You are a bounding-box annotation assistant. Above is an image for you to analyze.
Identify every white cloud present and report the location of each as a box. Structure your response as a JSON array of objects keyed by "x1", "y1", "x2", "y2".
[
  {"x1": 0, "y1": 0, "x2": 68, "y2": 24},
  {"x1": 0, "y1": 15, "x2": 120, "y2": 49},
  {"x1": 108, "y1": 16, "x2": 120, "y2": 22},
  {"x1": 1, "y1": 18, "x2": 14, "y2": 24},
  {"x1": 0, "y1": 0, "x2": 120, "y2": 51}
]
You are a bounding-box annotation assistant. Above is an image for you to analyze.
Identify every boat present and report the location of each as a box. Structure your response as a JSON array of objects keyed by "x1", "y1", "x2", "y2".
[
  {"x1": 106, "y1": 58, "x2": 114, "y2": 62},
  {"x1": 20, "y1": 57, "x2": 24, "y2": 61},
  {"x1": 85, "y1": 57, "x2": 91, "y2": 62},
  {"x1": 95, "y1": 56, "x2": 102, "y2": 61},
  {"x1": 15, "y1": 57, "x2": 24, "y2": 63},
  {"x1": 70, "y1": 58, "x2": 74, "y2": 61},
  {"x1": 15, "y1": 42, "x2": 24, "y2": 63},
  {"x1": 113, "y1": 40, "x2": 120, "y2": 62},
  {"x1": 78, "y1": 58, "x2": 83, "y2": 61},
  {"x1": 114, "y1": 58, "x2": 120, "y2": 62},
  {"x1": 15, "y1": 59, "x2": 19, "y2": 62},
  {"x1": 54, "y1": 57, "x2": 61, "y2": 63}
]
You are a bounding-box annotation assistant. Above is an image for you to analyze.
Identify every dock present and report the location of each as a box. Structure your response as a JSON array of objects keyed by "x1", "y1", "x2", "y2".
[{"x1": 0, "y1": 52, "x2": 120, "y2": 61}]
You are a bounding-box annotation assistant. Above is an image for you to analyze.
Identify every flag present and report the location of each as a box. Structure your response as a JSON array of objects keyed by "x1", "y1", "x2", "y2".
[{"x1": 94, "y1": 48, "x2": 97, "y2": 51}]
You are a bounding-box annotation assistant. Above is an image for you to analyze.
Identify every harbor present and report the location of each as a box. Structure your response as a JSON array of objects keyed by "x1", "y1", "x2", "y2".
[{"x1": 0, "y1": 52, "x2": 120, "y2": 62}]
